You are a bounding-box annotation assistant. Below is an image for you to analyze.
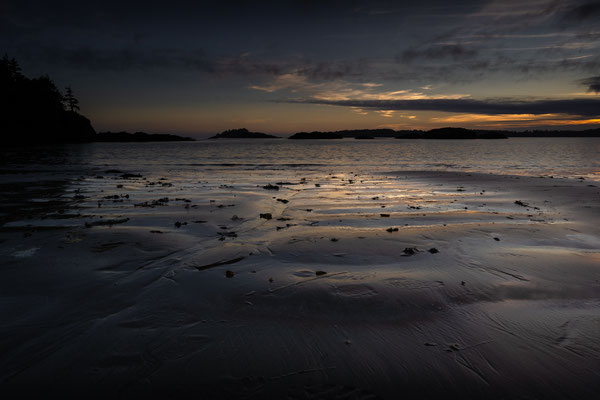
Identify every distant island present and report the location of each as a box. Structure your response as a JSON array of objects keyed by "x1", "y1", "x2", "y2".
[
  {"x1": 96, "y1": 131, "x2": 195, "y2": 142},
  {"x1": 396, "y1": 127, "x2": 507, "y2": 139},
  {"x1": 289, "y1": 131, "x2": 344, "y2": 139},
  {"x1": 209, "y1": 128, "x2": 280, "y2": 139}
]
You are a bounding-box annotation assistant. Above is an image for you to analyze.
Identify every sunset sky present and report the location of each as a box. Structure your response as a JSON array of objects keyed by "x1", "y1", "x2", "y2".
[{"x1": 2, "y1": 0, "x2": 600, "y2": 136}]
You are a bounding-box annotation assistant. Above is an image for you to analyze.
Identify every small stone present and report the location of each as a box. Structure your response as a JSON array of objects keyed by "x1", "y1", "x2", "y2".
[
  {"x1": 428, "y1": 248, "x2": 439, "y2": 254},
  {"x1": 330, "y1": 238, "x2": 338, "y2": 242},
  {"x1": 315, "y1": 271, "x2": 327, "y2": 276},
  {"x1": 260, "y1": 213, "x2": 272, "y2": 220},
  {"x1": 403, "y1": 247, "x2": 418, "y2": 255},
  {"x1": 494, "y1": 237, "x2": 500, "y2": 241},
  {"x1": 225, "y1": 270, "x2": 234, "y2": 278},
  {"x1": 461, "y1": 281, "x2": 466, "y2": 286}
]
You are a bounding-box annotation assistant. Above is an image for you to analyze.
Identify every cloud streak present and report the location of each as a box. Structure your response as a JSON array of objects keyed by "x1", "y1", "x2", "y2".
[
  {"x1": 288, "y1": 97, "x2": 600, "y2": 117},
  {"x1": 398, "y1": 44, "x2": 478, "y2": 63}
]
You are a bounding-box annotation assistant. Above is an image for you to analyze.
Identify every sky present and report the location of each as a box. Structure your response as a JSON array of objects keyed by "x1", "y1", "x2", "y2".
[{"x1": 2, "y1": 0, "x2": 600, "y2": 137}]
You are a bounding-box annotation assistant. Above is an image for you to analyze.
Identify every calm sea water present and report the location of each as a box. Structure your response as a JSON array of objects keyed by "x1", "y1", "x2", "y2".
[{"x1": 2, "y1": 137, "x2": 599, "y2": 181}]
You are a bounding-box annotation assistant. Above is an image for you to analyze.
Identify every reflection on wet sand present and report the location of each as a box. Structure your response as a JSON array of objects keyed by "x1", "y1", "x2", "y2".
[{"x1": 0, "y1": 145, "x2": 599, "y2": 399}]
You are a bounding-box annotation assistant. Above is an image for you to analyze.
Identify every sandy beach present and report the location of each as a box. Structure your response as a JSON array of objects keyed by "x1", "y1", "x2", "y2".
[{"x1": 1, "y1": 164, "x2": 599, "y2": 398}]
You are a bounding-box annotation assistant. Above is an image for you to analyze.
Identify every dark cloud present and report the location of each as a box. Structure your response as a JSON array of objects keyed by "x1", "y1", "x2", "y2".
[
  {"x1": 289, "y1": 98, "x2": 600, "y2": 116},
  {"x1": 398, "y1": 44, "x2": 478, "y2": 63},
  {"x1": 579, "y1": 75, "x2": 600, "y2": 93},
  {"x1": 296, "y1": 59, "x2": 369, "y2": 81},
  {"x1": 15, "y1": 45, "x2": 215, "y2": 72},
  {"x1": 561, "y1": 1, "x2": 600, "y2": 21},
  {"x1": 11, "y1": 44, "x2": 371, "y2": 82}
]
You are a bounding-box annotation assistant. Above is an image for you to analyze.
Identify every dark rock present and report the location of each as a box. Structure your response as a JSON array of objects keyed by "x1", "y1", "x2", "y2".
[
  {"x1": 84, "y1": 217, "x2": 129, "y2": 228},
  {"x1": 428, "y1": 248, "x2": 439, "y2": 254},
  {"x1": 315, "y1": 271, "x2": 327, "y2": 276},
  {"x1": 225, "y1": 270, "x2": 235, "y2": 278},
  {"x1": 263, "y1": 184, "x2": 280, "y2": 190},
  {"x1": 402, "y1": 247, "x2": 418, "y2": 255},
  {"x1": 260, "y1": 213, "x2": 272, "y2": 220}
]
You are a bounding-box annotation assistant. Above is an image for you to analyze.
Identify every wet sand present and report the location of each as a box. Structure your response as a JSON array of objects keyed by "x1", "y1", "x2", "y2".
[{"x1": 1, "y1": 169, "x2": 599, "y2": 398}]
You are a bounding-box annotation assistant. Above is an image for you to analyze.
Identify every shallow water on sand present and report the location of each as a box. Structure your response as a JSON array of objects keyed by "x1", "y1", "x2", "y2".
[{"x1": 0, "y1": 139, "x2": 599, "y2": 398}]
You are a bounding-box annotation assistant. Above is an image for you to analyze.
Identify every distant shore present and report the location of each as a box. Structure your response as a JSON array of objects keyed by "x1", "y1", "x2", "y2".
[{"x1": 206, "y1": 127, "x2": 600, "y2": 140}]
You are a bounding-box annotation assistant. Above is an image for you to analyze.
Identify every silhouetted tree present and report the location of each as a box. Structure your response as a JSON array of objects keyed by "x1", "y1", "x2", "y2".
[
  {"x1": 63, "y1": 85, "x2": 80, "y2": 112},
  {"x1": 1, "y1": 54, "x2": 24, "y2": 83},
  {"x1": 1, "y1": 56, "x2": 96, "y2": 144}
]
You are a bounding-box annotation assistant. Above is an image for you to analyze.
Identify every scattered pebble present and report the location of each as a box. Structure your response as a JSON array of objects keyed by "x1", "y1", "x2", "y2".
[
  {"x1": 315, "y1": 270, "x2": 327, "y2": 276},
  {"x1": 225, "y1": 270, "x2": 235, "y2": 278},
  {"x1": 386, "y1": 227, "x2": 399, "y2": 232},
  {"x1": 260, "y1": 213, "x2": 272, "y2": 220},
  {"x1": 428, "y1": 248, "x2": 439, "y2": 254}
]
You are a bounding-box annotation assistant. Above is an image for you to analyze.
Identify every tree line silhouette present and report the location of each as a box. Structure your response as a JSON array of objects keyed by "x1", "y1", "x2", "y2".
[{"x1": 1, "y1": 55, "x2": 96, "y2": 144}]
